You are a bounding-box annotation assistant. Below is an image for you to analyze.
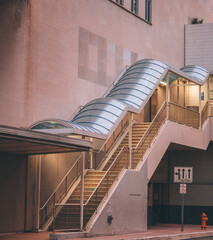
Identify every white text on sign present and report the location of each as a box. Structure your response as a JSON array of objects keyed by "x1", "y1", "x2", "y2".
[{"x1": 174, "y1": 167, "x2": 193, "y2": 183}]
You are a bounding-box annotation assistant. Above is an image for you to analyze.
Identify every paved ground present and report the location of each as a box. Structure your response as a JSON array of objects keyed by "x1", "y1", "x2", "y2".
[{"x1": 1, "y1": 224, "x2": 213, "y2": 240}]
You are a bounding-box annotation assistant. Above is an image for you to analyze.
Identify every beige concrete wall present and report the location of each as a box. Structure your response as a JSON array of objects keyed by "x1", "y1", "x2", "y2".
[
  {"x1": 40, "y1": 152, "x2": 85, "y2": 206},
  {"x1": 88, "y1": 161, "x2": 148, "y2": 236},
  {"x1": 25, "y1": 155, "x2": 40, "y2": 232},
  {"x1": 1, "y1": 0, "x2": 213, "y2": 128},
  {"x1": 145, "y1": 119, "x2": 211, "y2": 181}
]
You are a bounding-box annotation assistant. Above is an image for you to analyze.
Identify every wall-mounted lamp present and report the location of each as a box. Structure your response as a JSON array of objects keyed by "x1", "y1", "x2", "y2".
[{"x1": 160, "y1": 81, "x2": 167, "y2": 86}]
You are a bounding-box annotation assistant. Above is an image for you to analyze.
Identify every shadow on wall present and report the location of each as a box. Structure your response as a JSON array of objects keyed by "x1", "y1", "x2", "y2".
[
  {"x1": 0, "y1": 0, "x2": 29, "y2": 32},
  {"x1": 0, "y1": 0, "x2": 29, "y2": 64}
]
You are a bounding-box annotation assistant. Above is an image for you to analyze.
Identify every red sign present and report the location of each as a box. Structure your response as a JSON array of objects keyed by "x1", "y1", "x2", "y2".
[{"x1": 180, "y1": 184, "x2": 187, "y2": 194}]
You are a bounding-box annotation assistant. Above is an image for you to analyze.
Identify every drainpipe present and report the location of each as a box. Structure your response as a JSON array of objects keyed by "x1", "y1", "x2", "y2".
[
  {"x1": 128, "y1": 112, "x2": 132, "y2": 169},
  {"x1": 80, "y1": 152, "x2": 85, "y2": 231}
]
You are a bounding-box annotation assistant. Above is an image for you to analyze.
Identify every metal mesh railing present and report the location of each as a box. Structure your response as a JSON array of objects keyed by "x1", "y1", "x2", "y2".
[
  {"x1": 53, "y1": 203, "x2": 80, "y2": 232},
  {"x1": 132, "y1": 102, "x2": 167, "y2": 169},
  {"x1": 84, "y1": 147, "x2": 129, "y2": 228},
  {"x1": 168, "y1": 102, "x2": 199, "y2": 129},
  {"x1": 40, "y1": 154, "x2": 83, "y2": 229},
  {"x1": 201, "y1": 101, "x2": 208, "y2": 127},
  {"x1": 94, "y1": 114, "x2": 129, "y2": 169}
]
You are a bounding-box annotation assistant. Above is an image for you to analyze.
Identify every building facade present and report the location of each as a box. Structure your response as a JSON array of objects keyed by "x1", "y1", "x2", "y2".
[{"x1": 1, "y1": 0, "x2": 213, "y2": 235}]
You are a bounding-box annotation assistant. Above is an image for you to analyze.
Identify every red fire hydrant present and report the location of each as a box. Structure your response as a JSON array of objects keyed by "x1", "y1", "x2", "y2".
[{"x1": 201, "y1": 213, "x2": 208, "y2": 230}]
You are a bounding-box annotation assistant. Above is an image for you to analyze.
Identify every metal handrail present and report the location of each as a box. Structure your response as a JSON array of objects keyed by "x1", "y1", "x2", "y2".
[
  {"x1": 84, "y1": 146, "x2": 128, "y2": 207},
  {"x1": 97, "y1": 119, "x2": 136, "y2": 170},
  {"x1": 201, "y1": 101, "x2": 208, "y2": 112},
  {"x1": 169, "y1": 101, "x2": 199, "y2": 114},
  {"x1": 134, "y1": 101, "x2": 200, "y2": 151},
  {"x1": 95, "y1": 120, "x2": 129, "y2": 154},
  {"x1": 88, "y1": 102, "x2": 167, "y2": 205},
  {"x1": 53, "y1": 146, "x2": 128, "y2": 210},
  {"x1": 55, "y1": 203, "x2": 80, "y2": 206},
  {"x1": 201, "y1": 101, "x2": 209, "y2": 126},
  {"x1": 103, "y1": 65, "x2": 129, "y2": 97},
  {"x1": 69, "y1": 105, "x2": 84, "y2": 121},
  {"x1": 40, "y1": 154, "x2": 82, "y2": 210},
  {"x1": 134, "y1": 101, "x2": 167, "y2": 150}
]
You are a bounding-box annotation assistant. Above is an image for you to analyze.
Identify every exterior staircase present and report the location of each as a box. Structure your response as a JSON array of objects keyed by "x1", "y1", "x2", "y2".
[
  {"x1": 84, "y1": 122, "x2": 151, "y2": 228},
  {"x1": 54, "y1": 171, "x2": 105, "y2": 230},
  {"x1": 53, "y1": 122, "x2": 151, "y2": 231},
  {"x1": 103, "y1": 122, "x2": 150, "y2": 170}
]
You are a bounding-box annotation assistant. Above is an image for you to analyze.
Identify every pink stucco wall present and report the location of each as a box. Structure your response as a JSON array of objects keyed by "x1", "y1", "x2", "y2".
[{"x1": 0, "y1": 0, "x2": 213, "y2": 128}]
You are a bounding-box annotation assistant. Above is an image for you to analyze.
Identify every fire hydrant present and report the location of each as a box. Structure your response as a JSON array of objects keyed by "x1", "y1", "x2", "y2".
[{"x1": 201, "y1": 213, "x2": 208, "y2": 230}]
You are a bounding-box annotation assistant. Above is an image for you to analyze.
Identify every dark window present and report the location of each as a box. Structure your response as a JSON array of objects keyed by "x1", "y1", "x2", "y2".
[
  {"x1": 145, "y1": 0, "x2": 152, "y2": 22},
  {"x1": 116, "y1": 0, "x2": 123, "y2": 5},
  {"x1": 131, "y1": 0, "x2": 138, "y2": 14}
]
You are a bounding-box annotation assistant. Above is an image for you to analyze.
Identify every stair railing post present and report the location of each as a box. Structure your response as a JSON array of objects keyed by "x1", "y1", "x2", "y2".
[
  {"x1": 89, "y1": 150, "x2": 93, "y2": 169},
  {"x1": 65, "y1": 176, "x2": 67, "y2": 195},
  {"x1": 89, "y1": 138, "x2": 93, "y2": 169},
  {"x1": 128, "y1": 112, "x2": 132, "y2": 169},
  {"x1": 53, "y1": 202, "x2": 55, "y2": 233},
  {"x1": 80, "y1": 152, "x2": 85, "y2": 231}
]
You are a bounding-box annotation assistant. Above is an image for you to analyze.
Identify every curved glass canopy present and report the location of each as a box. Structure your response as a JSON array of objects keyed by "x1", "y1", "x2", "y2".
[
  {"x1": 72, "y1": 98, "x2": 126, "y2": 135},
  {"x1": 31, "y1": 119, "x2": 105, "y2": 134},
  {"x1": 30, "y1": 59, "x2": 210, "y2": 136},
  {"x1": 180, "y1": 65, "x2": 209, "y2": 83},
  {"x1": 106, "y1": 59, "x2": 168, "y2": 109}
]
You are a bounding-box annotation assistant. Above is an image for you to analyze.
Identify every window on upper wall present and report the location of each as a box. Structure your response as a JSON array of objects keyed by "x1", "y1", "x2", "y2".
[
  {"x1": 116, "y1": 0, "x2": 123, "y2": 5},
  {"x1": 131, "y1": 0, "x2": 138, "y2": 14},
  {"x1": 145, "y1": 0, "x2": 152, "y2": 22}
]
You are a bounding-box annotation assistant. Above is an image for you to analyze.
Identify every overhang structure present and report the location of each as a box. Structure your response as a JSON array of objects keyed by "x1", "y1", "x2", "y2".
[{"x1": 0, "y1": 125, "x2": 93, "y2": 155}]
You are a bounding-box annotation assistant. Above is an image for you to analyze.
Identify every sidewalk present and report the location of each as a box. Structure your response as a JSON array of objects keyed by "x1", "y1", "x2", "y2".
[{"x1": 1, "y1": 224, "x2": 213, "y2": 240}]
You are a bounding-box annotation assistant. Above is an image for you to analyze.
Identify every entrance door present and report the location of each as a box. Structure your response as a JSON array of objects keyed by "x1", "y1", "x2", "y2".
[{"x1": 148, "y1": 183, "x2": 169, "y2": 225}]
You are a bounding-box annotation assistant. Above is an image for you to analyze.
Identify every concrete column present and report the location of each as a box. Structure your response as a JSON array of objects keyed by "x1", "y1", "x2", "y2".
[
  {"x1": 128, "y1": 112, "x2": 132, "y2": 169},
  {"x1": 35, "y1": 155, "x2": 41, "y2": 231},
  {"x1": 207, "y1": 77, "x2": 210, "y2": 117},
  {"x1": 199, "y1": 85, "x2": 202, "y2": 129},
  {"x1": 177, "y1": 79, "x2": 180, "y2": 105},
  {"x1": 80, "y1": 152, "x2": 85, "y2": 231},
  {"x1": 166, "y1": 73, "x2": 170, "y2": 119},
  {"x1": 89, "y1": 138, "x2": 93, "y2": 169}
]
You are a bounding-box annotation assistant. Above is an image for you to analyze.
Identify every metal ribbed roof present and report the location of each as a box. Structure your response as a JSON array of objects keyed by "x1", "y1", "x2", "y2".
[
  {"x1": 31, "y1": 119, "x2": 103, "y2": 134},
  {"x1": 180, "y1": 65, "x2": 209, "y2": 83},
  {"x1": 106, "y1": 59, "x2": 168, "y2": 109},
  {"x1": 30, "y1": 59, "x2": 210, "y2": 136},
  {"x1": 72, "y1": 98, "x2": 126, "y2": 135}
]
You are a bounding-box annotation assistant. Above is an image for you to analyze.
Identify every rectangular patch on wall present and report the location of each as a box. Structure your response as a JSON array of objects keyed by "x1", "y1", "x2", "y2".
[{"x1": 78, "y1": 27, "x2": 143, "y2": 87}]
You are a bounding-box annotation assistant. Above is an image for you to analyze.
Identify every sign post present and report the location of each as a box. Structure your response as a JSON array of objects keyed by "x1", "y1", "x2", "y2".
[
  {"x1": 174, "y1": 167, "x2": 193, "y2": 232},
  {"x1": 180, "y1": 184, "x2": 186, "y2": 231}
]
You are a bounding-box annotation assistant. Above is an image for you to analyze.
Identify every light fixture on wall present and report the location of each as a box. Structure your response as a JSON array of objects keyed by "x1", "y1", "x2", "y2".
[{"x1": 160, "y1": 81, "x2": 167, "y2": 86}]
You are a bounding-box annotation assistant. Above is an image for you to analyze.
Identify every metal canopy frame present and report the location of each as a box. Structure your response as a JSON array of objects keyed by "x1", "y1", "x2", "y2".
[{"x1": 0, "y1": 125, "x2": 93, "y2": 155}]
